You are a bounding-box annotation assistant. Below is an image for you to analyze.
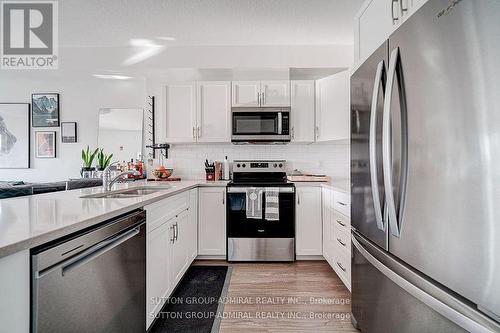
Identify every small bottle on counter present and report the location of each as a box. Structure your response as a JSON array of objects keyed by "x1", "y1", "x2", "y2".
[{"x1": 223, "y1": 156, "x2": 230, "y2": 180}]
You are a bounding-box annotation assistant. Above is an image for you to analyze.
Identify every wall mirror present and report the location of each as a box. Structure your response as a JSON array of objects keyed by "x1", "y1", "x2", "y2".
[{"x1": 98, "y1": 108, "x2": 144, "y2": 163}]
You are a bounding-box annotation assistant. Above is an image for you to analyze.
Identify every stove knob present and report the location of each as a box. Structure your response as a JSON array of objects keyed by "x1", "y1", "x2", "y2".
[
  {"x1": 279, "y1": 163, "x2": 283, "y2": 168},
  {"x1": 236, "y1": 164, "x2": 241, "y2": 168},
  {"x1": 273, "y1": 163, "x2": 278, "y2": 168},
  {"x1": 242, "y1": 163, "x2": 246, "y2": 168}
]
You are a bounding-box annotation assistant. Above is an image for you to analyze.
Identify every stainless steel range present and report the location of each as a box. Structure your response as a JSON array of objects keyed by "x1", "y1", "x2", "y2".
[{"x1": 226, "y1": 160, "x2": 295, "y2": 261}]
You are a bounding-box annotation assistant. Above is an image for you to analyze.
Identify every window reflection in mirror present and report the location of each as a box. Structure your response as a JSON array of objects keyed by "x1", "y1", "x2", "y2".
[{"x1": 97, "y1": 108, "x2": 144, "y2": 163}]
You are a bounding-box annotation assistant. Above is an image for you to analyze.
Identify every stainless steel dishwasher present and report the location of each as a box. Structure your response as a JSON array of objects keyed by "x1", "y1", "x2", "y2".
[{"x1": 31, "y1": 210, "x2": 146, "y2": 333}]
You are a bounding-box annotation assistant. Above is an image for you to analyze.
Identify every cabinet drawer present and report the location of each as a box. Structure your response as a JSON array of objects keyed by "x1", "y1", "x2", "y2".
[
  {"x1": 333, "y1": 190, "x2": 350, "y2": 217},
  {"x1": 332, "y1": 223, "x2": 351, "y2": 253},
  {"x1": 146, "y1": 192, "x2": 189, "y2": 232},
  {"x1": 332, "y1": 245, "x2": 351, "y2": 287},
  {"x1": 332, "y1": 210, "x2": 350, "y2": 231}
]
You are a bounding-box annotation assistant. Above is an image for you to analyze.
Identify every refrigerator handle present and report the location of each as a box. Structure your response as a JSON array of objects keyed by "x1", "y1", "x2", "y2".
[
  {"x1": 383, "y1": 47, "x2": 407, "y2": 238},
  {"x1": 352, "y1": 235, "x2": 498, "y2": 333},
  {"x1": 369, "y1": 61, "x2": 386, "y2": 232}
]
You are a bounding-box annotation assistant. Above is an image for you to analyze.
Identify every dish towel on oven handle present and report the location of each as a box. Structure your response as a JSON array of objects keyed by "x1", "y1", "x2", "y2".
[
  {"x1": 265, "y1": 187, "x2": 280, "y2": 221},
  {"x1": 246, "y1": 187, "x2": 263, "y2": 219}
]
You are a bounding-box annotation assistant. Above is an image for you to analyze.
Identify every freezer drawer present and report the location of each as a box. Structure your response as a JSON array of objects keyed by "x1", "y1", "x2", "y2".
[{"x1": 351, "y1": 232, "x2": 500, "y2": 333}]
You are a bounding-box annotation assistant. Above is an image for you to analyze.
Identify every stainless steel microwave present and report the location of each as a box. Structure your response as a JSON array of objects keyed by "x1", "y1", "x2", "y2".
[{"x1": 231, "y1": 107, "x2": 291, "y2": 144}]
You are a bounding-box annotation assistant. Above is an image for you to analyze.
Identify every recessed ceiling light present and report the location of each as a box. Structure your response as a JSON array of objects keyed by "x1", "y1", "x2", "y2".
[
  {"x1": 93, "y1": 74, "x2": 133, "y2": 80},
  {"x1": 156, "y1": 36, "x2": 176, "y2": 41}
]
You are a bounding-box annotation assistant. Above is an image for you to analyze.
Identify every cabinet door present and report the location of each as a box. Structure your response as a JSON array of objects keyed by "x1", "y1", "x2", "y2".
[
  {"x1": 357, "y1": 0, "x2": 395, "y2": 62},
  {"x1": 198, "y1": 187, "x2": 226, "y2": 256},
  {"x1": 188, "y1": 189, "x2": 198, "y2": 262},
  {"x1": 197, "y1": 81, "x2": 231, "y2": 143},
  {"x1": 315, "y1": 71, "x2": 350, "y2": 142},
  {"x1": 290, "y1": 80, "x2": 315, "y2": 142},
  {"x1": 261, "y1": 80, "x2": 290, "y2": 107},
  {"x1": 296, "y1": 187, "x2": 322, "y2": 255},
  {"x1": 232, "y1": 81, "x2": 260, "y2": 107},
  {"x1": 146, "y1": 221, "x2": 173, "y2": 328},
  {"x1": 0, "y1": 250, "x2": 29, "y2": 333},
  {"x1": 164, "y1": 82, "x2": 197, "y2": 142},
  {"x1": 171, "y1": 210, "x2": 190, "y2": 285}
]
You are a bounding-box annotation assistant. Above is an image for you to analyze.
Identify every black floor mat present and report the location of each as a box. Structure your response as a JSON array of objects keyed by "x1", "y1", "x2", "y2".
[{"x1": 149, "y1": 266, "x2": 229, "y2": 333}]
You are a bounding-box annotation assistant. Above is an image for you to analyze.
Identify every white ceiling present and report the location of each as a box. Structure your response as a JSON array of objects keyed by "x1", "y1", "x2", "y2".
[{"x1": 59, "y1": 0, "x2": 363, "y2": 48}]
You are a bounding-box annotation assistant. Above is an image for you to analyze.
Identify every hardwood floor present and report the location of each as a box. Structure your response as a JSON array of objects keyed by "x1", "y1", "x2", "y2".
[{"x1": 193, "y1": 260, "x2": 357, "y2": 333}]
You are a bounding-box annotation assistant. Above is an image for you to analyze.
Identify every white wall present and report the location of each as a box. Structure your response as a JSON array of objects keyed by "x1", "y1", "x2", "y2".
[
  {"x1": 0, "y1": 74, "x2": 146, "y2": 182},
  {"x1": 161, "y1": 142, "x2": 350, "y2": 180}
]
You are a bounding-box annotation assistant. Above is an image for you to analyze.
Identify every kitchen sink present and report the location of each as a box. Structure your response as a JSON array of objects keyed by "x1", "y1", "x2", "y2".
[{"x1": 81, "y1": 186, "x2": 172, "y2": 199}]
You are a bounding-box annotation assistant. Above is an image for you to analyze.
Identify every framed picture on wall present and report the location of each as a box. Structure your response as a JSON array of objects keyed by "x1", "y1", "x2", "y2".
[
  {"x1": 61, "y1": 122, "x2": 77, "y2": 143},
  {"x1": 32, "y1": 93, "x2": 60, "y2": 127},
  {"x1": 35, "y1": 131, "x2": 56, "y2": 158},
  {"x1": 0, "y1": 103, "x2": 30, "y2": 168}
]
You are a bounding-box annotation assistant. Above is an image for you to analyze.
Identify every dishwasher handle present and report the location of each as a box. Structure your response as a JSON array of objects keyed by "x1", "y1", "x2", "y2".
[{"x1": 37, "y1": 226, "x2": 141, "y2": 279}]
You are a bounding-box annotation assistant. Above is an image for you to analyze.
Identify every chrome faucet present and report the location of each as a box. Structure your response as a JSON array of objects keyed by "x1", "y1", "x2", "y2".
[{"x1": 102, "y1": 161, "x2": 139, "y2": 191}]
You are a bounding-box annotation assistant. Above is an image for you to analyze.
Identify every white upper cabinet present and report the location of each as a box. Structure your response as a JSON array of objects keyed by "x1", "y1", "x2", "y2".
[
  {"x1": 295, "y1": 186, "x2": 322, "y2": 256},
  {"x1": 290, "y1": 80, "x2": 315, "y2": 143},
  {"x1": 232, "y1": 81, "x2": 260, "y2": 107},
  {"x1": 315, "y1": 71, "x2": 350, "y2": 142},
  {"x1": 354, "y1": 0, "x2": 429, "y2": 65},
  {"x1": 197, "y1": 81, "x2": 231, "y2": 142},
  {"x1": 232, "y1": 81, "x2": 290, "y2": 107},
  {"x1": 164, "y1": 82, "x2": 197, "y2": 143},
  {"x1": 261, "y1": 81, "x2": 290, "y2": 107},
  {"x1": 355, "y1": 0, "x2": 395, "y2": 63}
]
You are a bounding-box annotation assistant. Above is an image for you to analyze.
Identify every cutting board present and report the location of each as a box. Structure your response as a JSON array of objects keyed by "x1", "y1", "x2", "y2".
[{"x1": 287, "y1": 175, "x2": 330, "y2": 182}]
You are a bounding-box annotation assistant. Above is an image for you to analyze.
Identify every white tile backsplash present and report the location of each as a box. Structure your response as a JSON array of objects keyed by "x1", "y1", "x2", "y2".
[{"x1": 161, "y1": 142, "x2": 349, "y2": 180}]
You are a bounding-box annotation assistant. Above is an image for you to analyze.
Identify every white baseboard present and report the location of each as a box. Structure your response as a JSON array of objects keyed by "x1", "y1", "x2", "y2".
[
  {"x1": 296, "y1": 255, "x2": 326, "y2": 261},
  {"x1": 196, "y1": 255, "x2": 226, "y2": 260}
]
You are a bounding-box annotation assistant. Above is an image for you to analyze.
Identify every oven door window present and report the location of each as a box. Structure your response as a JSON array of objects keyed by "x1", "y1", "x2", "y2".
[
  {"x1": 232, "y1": 113, "x2": 279, "y2": 135},
  {"x1": 227, "y1": 191, "x2": 295, "y2": 238}
]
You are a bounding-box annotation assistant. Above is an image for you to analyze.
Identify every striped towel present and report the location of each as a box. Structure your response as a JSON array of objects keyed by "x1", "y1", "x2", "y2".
[
  {"x1": 265, "y1": 187, "x2": 280, "y2": 221},
  {"x1": 246, "y1": 187, "x2": 263, "y2": 219}
]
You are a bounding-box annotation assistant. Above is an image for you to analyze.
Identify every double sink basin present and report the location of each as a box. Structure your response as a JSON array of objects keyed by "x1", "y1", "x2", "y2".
[{"x1": 81, "y1": 185, "x2": 173, "y2": 199}]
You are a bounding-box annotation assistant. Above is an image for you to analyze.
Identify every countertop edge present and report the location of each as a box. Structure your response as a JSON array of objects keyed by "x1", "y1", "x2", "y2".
[{"x1": 0, "y1": 182, "x2": 225, "y2": 259}]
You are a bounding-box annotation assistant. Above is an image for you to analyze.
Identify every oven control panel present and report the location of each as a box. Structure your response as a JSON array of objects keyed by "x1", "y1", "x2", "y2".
[{"x1": 233, "y1": 160, "x2": 286, "y2": 172}]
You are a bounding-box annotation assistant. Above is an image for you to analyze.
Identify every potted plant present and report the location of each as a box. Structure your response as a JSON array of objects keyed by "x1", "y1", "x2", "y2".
[
  {"x1": 81, "y1": 146, "x2": 98, "y2": 177},
  {"x1": 96, "y1": 149, "x2": 113, "y2": 171}
]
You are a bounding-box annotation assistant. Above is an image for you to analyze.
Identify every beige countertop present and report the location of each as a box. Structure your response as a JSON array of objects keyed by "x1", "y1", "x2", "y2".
[{"x1": 0, "y1": 180, "x2": 228, "y2": 259}]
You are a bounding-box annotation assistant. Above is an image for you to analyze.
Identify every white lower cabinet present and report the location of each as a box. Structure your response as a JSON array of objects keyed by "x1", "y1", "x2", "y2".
[
  {"x1": 145, "y1": 191, "x2": 198, "y2": 329},
  {"x1": 198, "y1": 187, "x2": 226, "y2": 256},
  {"x1": 0, "y1": 250, "x2": 30, "y2": 333},
  {"x1": 295, "y1": 186, "x2": 322, "y2": 256}
]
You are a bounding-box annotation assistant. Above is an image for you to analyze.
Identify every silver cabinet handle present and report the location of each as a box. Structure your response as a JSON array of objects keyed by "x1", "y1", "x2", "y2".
[
  {"x1": 222, "y1": 192, "x2": 225, "y2": 205},
  {"x1": 400, "y1": 0, "x2": 408, "y2": 15},
  {"x1": 336, "y1": 219, "x2": 346, "y2": 227},
  {"x1": 369, "y1": 61, "x2": 386, "y2": 232},
  {"x1": 336, "y1": 262, "x2": 346, "y2": 272},
  {"x1": 262, "y1": 92, "x2": 265, "y2": 105},
  {"x1": 315, "y1": 126, "x2": 319, "y2": 139},
  {"x1": 392, "y1": 0, "x2": 399, "y2": 24},
  {"x1": 170, "y1": 225, "x2": 175, "y2": 243},
  {"x1": 257, "y1": 92, "x2": 261, "y2": 106},
  {"x1": 192, "y1": 127, "x2": 196, "y2": 139},
  {"x1": 337, "y1": 201, "x2": 347, "y2": 206},
  {"x1": 291, "y1": 126, "x2": 295, "y2": 139},
  {"x1": 297, "y1": 192, "x2": 300, "y2": 205},
  {"x1": 197, "y1": 126, "x2": 201, "y2": 138},
  {"x1": 337, "y1": 238, "x2": 346, "y2": 247},
  {"x1": 174, "y1": 222, "x2": 178, "y2": 241}
]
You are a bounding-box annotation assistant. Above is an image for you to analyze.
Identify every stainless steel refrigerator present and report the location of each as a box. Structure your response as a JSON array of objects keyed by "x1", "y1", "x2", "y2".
[{"x1": 350, "y1": 0, "x2": 500, "y2": 332}]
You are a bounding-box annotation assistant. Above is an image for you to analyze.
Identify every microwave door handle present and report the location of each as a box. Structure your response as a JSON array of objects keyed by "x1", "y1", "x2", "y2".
[
  {"x1": 278, "y1": 112, "x2": 282, "y2": 134},
  {"x1": 370, "y1": 61, "x2": 386, "y2": 232}
]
